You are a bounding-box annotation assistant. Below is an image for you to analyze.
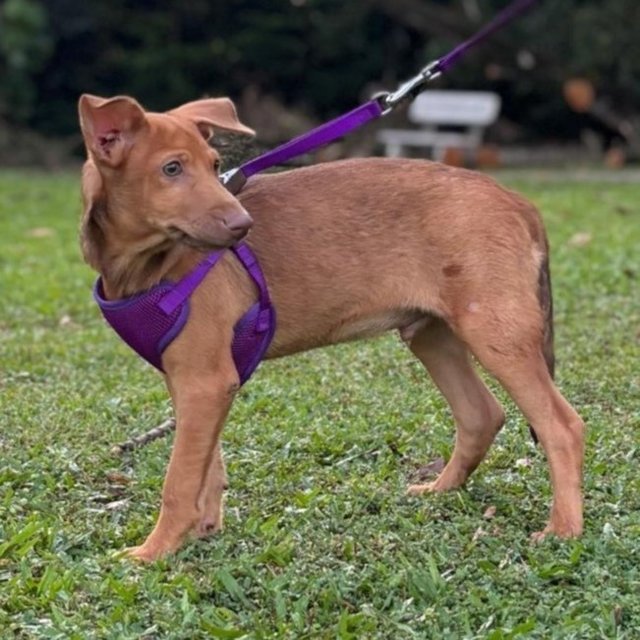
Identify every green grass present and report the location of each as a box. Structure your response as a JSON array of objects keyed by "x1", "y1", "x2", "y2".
[{"x1": 0, "y1": 169, "x2": 639, "y2": 639}]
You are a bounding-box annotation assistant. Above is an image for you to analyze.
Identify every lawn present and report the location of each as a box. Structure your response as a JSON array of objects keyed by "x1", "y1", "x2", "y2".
[{"x1": 0, "y1": 169, "x2": 639, "y2": 639}]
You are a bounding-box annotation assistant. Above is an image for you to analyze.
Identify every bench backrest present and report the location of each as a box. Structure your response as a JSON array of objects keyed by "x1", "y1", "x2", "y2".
[{"x1": 408, "y1": 91, "x2": 501, "y2": 127}]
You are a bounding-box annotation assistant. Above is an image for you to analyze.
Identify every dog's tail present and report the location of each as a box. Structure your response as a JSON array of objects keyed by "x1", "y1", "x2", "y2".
[
  {"x1": 527, "y1": 241, "x2": 555, "y2": 445},
  {"x1": 538, "y1": 244, "x2": 555, "y2": 380}
]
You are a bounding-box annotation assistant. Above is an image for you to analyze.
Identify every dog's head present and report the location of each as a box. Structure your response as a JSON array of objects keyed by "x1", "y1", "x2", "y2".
[{"x1": 78, "y1": 94, "x2": 255, "y2": 271}]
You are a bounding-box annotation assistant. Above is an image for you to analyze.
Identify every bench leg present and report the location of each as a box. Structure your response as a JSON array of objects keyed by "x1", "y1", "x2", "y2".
[{"x1": 385, "y1": 142, "x2": 404, "y2": 157}]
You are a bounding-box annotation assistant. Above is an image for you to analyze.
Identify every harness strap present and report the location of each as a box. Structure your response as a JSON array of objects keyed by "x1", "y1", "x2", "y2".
[
  {"x1": 231, "y1": 244, "x2": 272, "y2": 333},
  {"x1": 157, "y1": 245, "x2": 270, "y2": 318},
  {"x1": 158, "y1": 250, "x2": 224, "y2": 315}
]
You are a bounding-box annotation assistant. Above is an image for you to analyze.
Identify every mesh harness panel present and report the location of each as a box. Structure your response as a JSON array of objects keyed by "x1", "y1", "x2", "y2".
[{"x1": 93, "y1": 243, "x2": 276, "y2": 385}]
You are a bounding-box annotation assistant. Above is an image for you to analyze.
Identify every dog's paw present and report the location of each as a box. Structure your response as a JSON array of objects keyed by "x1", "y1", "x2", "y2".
[
  {"x1": 407, "y1": 476, "x2": 461, "y2": 495},
  {"x1": 122, "y1": 544, "x2": 165, "y2": 563},
  {"x1": 530, "y1": 522, "x2": 582, "y2": 543},
  {"x1": 406, "y1": 482, "x2": 436, "y2": 496}
]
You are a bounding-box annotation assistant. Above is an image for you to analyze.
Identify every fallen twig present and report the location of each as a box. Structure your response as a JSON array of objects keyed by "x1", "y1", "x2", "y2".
[{"x1": 111, "y1": 417, "x2": 176, "y2": 455}]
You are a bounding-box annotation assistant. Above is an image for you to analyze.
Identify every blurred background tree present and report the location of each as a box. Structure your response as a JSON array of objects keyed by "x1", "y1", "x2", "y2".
[
  {"x1": 0, "y1": 0, "x2": 53, "y2": 123},
  {"x1": 0, "y1": 0, "x2": 638, "y2": 160}
]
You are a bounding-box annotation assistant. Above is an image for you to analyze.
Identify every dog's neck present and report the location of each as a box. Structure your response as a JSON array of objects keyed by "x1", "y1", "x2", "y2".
[
  {"x1": 84, "y1": 210, "x2": 197, "y2": 299},
  {"x1": 103, "y1": 240, "x2": 192, "y2": 300}
]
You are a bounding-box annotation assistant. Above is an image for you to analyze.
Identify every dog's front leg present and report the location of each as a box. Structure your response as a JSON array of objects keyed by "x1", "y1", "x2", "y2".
[
  {"x1": 127, "y1": 369, "x2": 238, "y2": 562},
  {"x1": 194, "y1": 442, "x2": 227, "y2": 538}
]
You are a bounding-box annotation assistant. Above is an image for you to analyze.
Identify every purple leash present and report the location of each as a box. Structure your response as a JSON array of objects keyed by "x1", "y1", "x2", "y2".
[
  {"x1": 223, "y1": 100, "x2": 385, "y2": 193},
  {"x1": 223, "y1": 0, "x2": 539, "y2": 193},
  {"x1": 438, "y1": 0, "x2": 539, "y2": 72}
]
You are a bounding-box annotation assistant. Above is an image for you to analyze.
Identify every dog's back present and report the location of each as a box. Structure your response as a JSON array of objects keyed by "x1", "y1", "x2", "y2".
[{"x1": 237, "y1": 158, "x2": 549, "y2": 359}]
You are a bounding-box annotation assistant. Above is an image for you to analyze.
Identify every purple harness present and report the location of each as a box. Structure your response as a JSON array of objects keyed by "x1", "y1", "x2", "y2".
[
  {"x1": 94, "y1": 244, "x2": 275, "y2": 384},
  {"x1": 93, "y1": 0, "x2": 537, "y2": 383}
]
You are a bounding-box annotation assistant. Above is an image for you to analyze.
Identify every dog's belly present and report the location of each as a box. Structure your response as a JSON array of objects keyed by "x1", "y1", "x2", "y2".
[
  {"x1": 267, "y1": 308, "x2": 431, "y2": 358},
  {"x1": 330, "y1": 309, "x2": 428, "y2": 343}
]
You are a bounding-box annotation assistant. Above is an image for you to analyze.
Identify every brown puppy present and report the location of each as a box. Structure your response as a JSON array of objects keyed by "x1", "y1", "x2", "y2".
[{"x1": 78, "y1": 94, "x2": 584, "y2": 562}]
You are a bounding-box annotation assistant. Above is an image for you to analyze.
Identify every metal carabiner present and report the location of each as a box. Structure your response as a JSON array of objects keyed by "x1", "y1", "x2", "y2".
[{"x1": 377, "y1": 60, "x2": 442, "y2": 115}]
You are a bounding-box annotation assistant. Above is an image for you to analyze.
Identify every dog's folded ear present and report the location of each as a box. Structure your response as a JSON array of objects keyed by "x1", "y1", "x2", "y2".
[
  {"x1": 168, "y1": 98, "x2": 255, "y2": 141},
  {"x1": 78, "y1": 94, "x2": 148, "y2": 167},
  {"x1": 79, "y1": 159, "x2": 108, "y2": 271}
]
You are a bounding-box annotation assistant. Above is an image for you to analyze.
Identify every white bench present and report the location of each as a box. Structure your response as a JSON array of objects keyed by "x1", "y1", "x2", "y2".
[{"x1": 377, "y1": 90, "x2": 501, "y2": 160}]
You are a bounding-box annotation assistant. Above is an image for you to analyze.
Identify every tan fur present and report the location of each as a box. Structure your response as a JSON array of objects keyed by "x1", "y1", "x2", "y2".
[{"x1": 78, "y1": 95, "x2": 584, "y2": 561}]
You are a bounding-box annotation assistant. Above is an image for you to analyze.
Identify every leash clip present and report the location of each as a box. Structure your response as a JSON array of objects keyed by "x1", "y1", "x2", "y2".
[
  {"x1": 221, "y1": 167, "x2": 247, "y2": 195},
  {"x1": 378, "y1": 60, "x2": 442, "y2": 115}
]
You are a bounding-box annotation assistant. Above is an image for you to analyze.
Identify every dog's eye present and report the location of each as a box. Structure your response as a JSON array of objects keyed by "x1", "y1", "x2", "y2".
[{"x1": 162, "y1": 161, "x2": 183, "y2": 177}]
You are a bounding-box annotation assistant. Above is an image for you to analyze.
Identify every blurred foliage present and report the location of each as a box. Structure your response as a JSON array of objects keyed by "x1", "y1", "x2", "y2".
[
  {"x1": 0, "y1": 0, "x2": 53, "y2": 122},
  {"x1": 0, "y1": 0, "x2": 638, "y2": 141}
]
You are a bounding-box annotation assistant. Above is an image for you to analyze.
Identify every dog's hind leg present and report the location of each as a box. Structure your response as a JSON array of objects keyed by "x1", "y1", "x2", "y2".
[
  {"x1": 453, "y1": 300, "x2": 584, "y2": 539},
  {"x1": 406, "y1": 318, "x2": 505, "y2": 495}
]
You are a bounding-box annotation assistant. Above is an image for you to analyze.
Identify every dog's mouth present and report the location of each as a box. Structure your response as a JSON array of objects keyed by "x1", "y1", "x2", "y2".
[
  {"x1": 167, "y1": 227, "x2": 216, "y2": 250},
  {"x1": 163, "y1": 208, "x2": 253, "y2": 250},
  {"x1": 166, "y1": 223, "x2": 249, "y2": 251}
]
